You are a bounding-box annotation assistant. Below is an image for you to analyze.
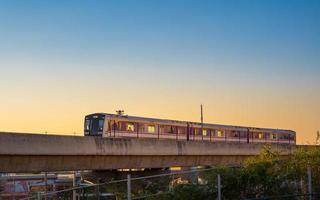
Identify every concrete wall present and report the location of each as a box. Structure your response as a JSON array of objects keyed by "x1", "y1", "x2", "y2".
[
  {"x1": 0, "y1": 132, "x2": 293, "y2": 156},
  {"x1": 0, "y1": 132, "x2": 294, "y2": 172}
]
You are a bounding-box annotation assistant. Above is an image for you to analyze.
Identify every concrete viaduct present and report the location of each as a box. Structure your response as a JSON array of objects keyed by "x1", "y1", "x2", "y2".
[{"x1": 0, "y1": 132, "x2": 298, "y2": 173}]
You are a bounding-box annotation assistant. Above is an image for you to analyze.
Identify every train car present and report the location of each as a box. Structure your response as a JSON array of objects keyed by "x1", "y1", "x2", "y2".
[{"x1": 84, "y1": 113, "x2": 296, "y2": 144}]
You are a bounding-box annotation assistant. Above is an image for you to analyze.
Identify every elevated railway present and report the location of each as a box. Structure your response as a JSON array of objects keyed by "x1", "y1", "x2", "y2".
[{"x1": 0, "y1": 132, "x2": 305, "y2": 173}]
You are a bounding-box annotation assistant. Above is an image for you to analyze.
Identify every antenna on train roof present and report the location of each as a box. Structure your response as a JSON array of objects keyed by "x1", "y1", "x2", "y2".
[
  {"x1": 116, "y1": 110, "x2": 125, "y2": 116},
  {"x1": 201, "y1": 104, "x2": 203, "y2": 124}
]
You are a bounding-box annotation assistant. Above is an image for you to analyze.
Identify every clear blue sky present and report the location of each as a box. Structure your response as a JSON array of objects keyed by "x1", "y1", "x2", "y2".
[
  {"x1": 1, "y1": 0, "x2": 319, "y2": 72},
  {"x1": 0, "y1": 0, "x2": 319, "y2": 143}
]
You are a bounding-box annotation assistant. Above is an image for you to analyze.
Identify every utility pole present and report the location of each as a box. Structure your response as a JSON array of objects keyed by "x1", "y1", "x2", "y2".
[
  {"x1": 217, "y1": 174, "x2": 221, "y2": 200},
  {"x1": 73, "y1": 171, "x2": 77, "y2": 200},
  {"x1": 127, "y1": 174, "x2": 132, "y2": 200},
  {"x1": 308, "y1": 167, "x2": 312, "y2": 200},
  {"x1": 201, "y1": 104, "x2": 203, "y2": 140},
  {"x1": 44, "y1": 172, "x2": 47, "y2": 200}
]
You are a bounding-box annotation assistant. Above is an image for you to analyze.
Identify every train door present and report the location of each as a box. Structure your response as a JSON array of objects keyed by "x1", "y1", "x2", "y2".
[{"x1": 187, "y1": 123, "x2": 190, "y2": 141}]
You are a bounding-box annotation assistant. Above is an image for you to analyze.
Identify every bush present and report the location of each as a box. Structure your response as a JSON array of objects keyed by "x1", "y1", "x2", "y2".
[{"x1": 170, "y1": 183, "x2": 211, "y2": 200}]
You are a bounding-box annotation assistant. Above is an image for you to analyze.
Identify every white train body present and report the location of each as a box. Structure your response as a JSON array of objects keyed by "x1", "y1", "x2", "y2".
[{"x1": 84, "y1": 113, "x2": 296, "y2": 144}]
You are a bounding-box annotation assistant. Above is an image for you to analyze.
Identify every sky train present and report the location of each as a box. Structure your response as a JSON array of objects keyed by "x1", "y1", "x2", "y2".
[{"x1": 84, "y1": 113, "x2": 296, "y2": 144}]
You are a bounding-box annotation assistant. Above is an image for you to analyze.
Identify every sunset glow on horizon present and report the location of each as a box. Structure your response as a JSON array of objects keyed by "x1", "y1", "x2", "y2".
[{"x1": 0, "y1": 1, "x2": 319, "y2": 144}]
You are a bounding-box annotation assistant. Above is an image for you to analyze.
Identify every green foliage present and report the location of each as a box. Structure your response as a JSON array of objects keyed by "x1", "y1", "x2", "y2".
[
  {"x1": 170, "y1": 184, "x2": 211, "y2": 200},
  {"x1": 146, "y1": 145, "x2": 320, "y2": 200},
  {"x1": 89, "y1": 145, "x2": 320, "y2": 200},
  {"x1": 285, "y1": 146, "x2": 320, "y2": 192},
  {"x1": 147, "y1": 184, "x2": 211, "y2": 200}
]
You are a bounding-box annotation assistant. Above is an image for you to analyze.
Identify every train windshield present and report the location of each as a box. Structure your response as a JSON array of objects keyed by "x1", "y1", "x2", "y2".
[{"x1": 84, "y1": 114, "x2": 105, "y2": 136}]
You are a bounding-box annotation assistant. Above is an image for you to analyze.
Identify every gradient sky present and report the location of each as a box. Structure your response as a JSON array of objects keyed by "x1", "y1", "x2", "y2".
[{"x1": 0, "y1": 0, "x2": 319, "y2": 144}]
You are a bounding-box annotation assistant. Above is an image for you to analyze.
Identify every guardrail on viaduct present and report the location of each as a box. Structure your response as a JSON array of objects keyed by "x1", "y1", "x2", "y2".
[{"x1": 0, "y1": 132, "x2": 295, "y2": 173}]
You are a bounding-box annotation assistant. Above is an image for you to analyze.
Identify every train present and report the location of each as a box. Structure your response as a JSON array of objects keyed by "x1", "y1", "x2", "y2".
[{"x1": 84, "y1": 113, "x2": 296, "y2": 144}]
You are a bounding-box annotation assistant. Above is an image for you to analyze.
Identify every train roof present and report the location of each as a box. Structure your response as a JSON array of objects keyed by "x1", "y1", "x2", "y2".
[{"x1": 86, "y1": 113, "x2": 295, "y2": 134}]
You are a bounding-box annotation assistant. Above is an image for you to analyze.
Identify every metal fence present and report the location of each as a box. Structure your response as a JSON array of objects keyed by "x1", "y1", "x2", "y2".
[
  {"x1": 18, "y1": 168, "x2": 217, "y2": 200},
  {"x1": 2, "y1": 166, "x2": 319, "y2": 200}
]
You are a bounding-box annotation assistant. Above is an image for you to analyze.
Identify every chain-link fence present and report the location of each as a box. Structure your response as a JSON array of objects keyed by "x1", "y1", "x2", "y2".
[
  {"x1": 13, "y1": 168, "x2": 216, "y2": 200},
  {"x1": 1, "y1": 166, "x2": 320, "y2": 200}
]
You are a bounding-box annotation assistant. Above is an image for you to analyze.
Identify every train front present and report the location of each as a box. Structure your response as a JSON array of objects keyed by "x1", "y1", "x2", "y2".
[{"x1": 84, "y1": 113, "x2": 106, "y2": 136}]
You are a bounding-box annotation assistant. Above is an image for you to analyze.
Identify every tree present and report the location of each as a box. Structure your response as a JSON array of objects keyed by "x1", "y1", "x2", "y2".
[
  {"x1": 94, "y1": 146, "x2": 320, "y2": 200},
  {"x1": 166, "y1": 184, "x2": 211, "y2": 200},
  {"x1": 316, "y1": 130, "x2": 320, "y2": 144}
]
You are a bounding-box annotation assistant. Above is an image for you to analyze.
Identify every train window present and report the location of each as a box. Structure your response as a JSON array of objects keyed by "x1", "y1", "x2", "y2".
[
  {"x1": 180, "y1": 128, "x2": 187, "y2": 134},
  {"x1": 148, "y1": 125, "x2": 155, "y2": 133},
  {"x1": 217, "y1": 130, "x2": 224, "y2": 137},
  {"x1": 283, "y1": 134, "x2": 289, "y2": 139},
  {"x1": 120, "y1": 122, "x2": 127, "y2": 131},
  {"x1": 203, "y1": 129, "x2": 207, "y2": 136},
  {"x1": 85, "y1": 120, "x2": 91, "y2": 131},
  {"x1": 231, "y1": 131, "x2": 239, "y2": 137},
  {"x1": 194, "y1": 129, "x2": 199, "y2": 135},
  {"x1": 163, "y1": 126, "x2": 172, "y2": 133},
  {"x1": 289, "y1": 134, "x2": 295, "y2": 140},
  {"x1": 258, "y1": 133, "x2": 263, "y2": 139},
  {"x1": 126, "y1": 123, "x2": 135, "y2": 131},
  {"x1": 98, "y1": 120, "x2": 104, "y2": 131},
  {"x1": 270, "y1": 133, "x2": 277, "y2": 140}
]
